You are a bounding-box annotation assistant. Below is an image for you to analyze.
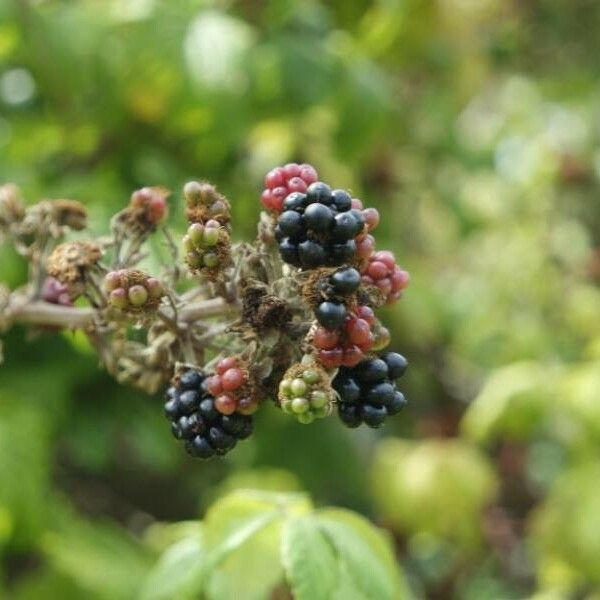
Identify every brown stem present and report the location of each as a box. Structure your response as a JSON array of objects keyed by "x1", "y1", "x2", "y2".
[{"x1": 6, "y1": 296, "x2": 238, "y2": 330}]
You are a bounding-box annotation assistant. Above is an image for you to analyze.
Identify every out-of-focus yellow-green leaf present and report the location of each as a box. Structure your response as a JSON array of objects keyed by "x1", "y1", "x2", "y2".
[{"x1": 372, "y1": 438, "x2": 497, "y2": 551}]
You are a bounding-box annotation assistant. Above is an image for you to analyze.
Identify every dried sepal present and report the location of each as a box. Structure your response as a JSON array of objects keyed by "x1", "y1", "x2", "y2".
[
  {"x1": 46, "y1": 241, "x2": 102, "y2": 294},
  {"x1": 0, "y1": 184, "x2": 25, "y2": 227}
]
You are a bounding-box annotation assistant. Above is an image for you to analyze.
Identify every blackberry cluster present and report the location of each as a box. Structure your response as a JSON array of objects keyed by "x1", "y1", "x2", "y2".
[
  {"x1": 164, "y1": 369, "x2": 253, "y2": 459},
  {"x1": 275, "y1": 183, "x2": 365, "y2": 268},
  {"x1": 104, "y1": 269, "x2": 164, "y2": 312},
  {"x1": 333, "y1": 352, "x2": 408, "y2": 428}
]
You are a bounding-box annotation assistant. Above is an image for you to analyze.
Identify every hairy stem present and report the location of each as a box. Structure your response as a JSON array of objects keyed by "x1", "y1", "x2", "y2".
[{"x1": 6, "y1": 296, "x2": 238, "y2": 330}]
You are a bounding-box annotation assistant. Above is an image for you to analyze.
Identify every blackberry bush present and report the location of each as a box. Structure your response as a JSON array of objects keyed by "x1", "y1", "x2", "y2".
[{"x1": 0, "y1": 162, "x2": 410, "y2": 458}]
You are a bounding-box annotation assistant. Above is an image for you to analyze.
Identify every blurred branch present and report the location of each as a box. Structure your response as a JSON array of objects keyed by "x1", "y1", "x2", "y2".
[{"x1": 6, "y1": 297, "x2": 238, "y2": 330}]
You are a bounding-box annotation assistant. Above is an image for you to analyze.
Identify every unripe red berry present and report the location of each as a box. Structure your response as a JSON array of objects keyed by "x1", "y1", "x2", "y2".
[
  {"x1": 217, "y1": 357, "x2": 238, "y2": 375},
  {"x1": 146, "y1": 278, "x2": 163, "y2": 299},
  {"x1": 287, "y1": 177, "x2": 307, "y2": 193},
  {"x1": 221, "y1": 367, "x2": 245, "y2": 392},
  {"x1": 363, "y1": 208, "x2": 380, "y2": 232},
  {"x1": 299, "y1": 164, "x2": 318, "y2": 184},
  {"x1": 215, "y1": 394, "x2": 237, "y2": 415},
  {"x1": 356, "y1": 234, "x2": 375, "y2": 260},
  {"x1": 206, "y1": 375, "x2": 223, "y2": 396},
  {"x1": 351, "y1": 198, "x2": 364, "y2": 210},
  {"x1": 318, "y1": 348, "x2": 343, "y2": 369},
  {"x1": 283, "y1": 163, "x2": 301, "y2": 179},
  {"x1": 367, "y1": 261, "x2": 388, "y2": 280},
  {"x1": 356, "y1": 305, "x2": 376, "y2": 326},
  {"x1": 313, "y1": 327, "x2": 341, "y2": 350},
  {"x1": 265, "y1": 168, "x2": 285, "y2": 189},
  {"x1": 342, "y1": 346, "x2": 364, "y2": 367},
  {"x1": 347, "y1": 318, "x2": 372, "y2": 345}
]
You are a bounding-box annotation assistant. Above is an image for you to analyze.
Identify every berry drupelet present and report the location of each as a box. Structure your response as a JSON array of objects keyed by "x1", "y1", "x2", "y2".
[
  {"x1": 275, "y1": 182, "x2": 365, "y2": 268},
  {"x1": 261, "y1": 163, "x2": 319, "y2": 213},
  {"x1": 164, "y1": 369, "x2": 254, "y2": 459},
  {"x1": 333, "y1": 352, "x2": 408, "y2": 428}
]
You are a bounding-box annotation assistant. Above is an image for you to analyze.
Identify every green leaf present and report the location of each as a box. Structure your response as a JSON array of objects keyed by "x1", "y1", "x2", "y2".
[
  {"x1": 316, "y1": 508, "x2": 410, "y2": 600},
  {"x1": 281, "y1": 516, "x2": 337, "y2": 600},
  {"x1": 140, "y1": 531, "x2": 205, "y2": 600},
  {"x1": 41, "y1": 506, "x2": 153, "y2": 600},
  {"x1": 202, "y1": 490, "x2": 312, "y2": 600}
]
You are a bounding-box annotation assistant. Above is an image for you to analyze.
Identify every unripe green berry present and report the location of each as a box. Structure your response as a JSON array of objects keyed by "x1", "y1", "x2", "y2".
[
  {"x1": 186, "y1": 252, "x2": 203, "y2": 269},
  {"x1": 291, "y1": 397, "x2": 309, "y2": 413},
  {"x1": 279, "y1": 379, "x2": 292, "y2": 397},
  {"x1": 109, "y1": 288, "x2": 128, "y2": 309},
  {"x1": 146, "y1": 278, "x2": 163, "y2": 299},
  {"x1": 302, "y1": 369, "x2": 321, "y2": 385},
  {"x1": 203, "y1": 252, "x2": 219, "y2": 268},
  {"x1": 290, "y1": 378, "x2": 308, "y2": 397},
  {"x1": 310, "y1": 390, "x2": 329, "y2": 409},
  {"x1": 281, "y1": 399, "x2": 293, "y2": 414},
  {"x1": 104, "y1": 271, "x2": 122, "y2": 292},
  {"x1": 183, "y1": 181, "x2": 203, "y2": 205},
  {"x1": 313, "y1": 406, "x2": 329, "y2": 419},
  {"x1": 202, "y1": 227, "x2": 220, "y2": 247},
  {"x1": 297, "y1": 412, "x2": 315, "y2": 425},
  {"x1": 188, "y1": 223, "x2": 204, "y2": 246},
  {"x1": 183, "y1": 235, "x2": 195, "y2": 252},
  {"x1": 128, "y1": 284, "x2": 148, "y2": 307}
]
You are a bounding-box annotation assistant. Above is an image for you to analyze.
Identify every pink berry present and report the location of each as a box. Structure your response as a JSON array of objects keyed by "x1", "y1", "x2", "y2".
[
  {"x1": 347, "y1": 318, "x2": 372, "y2": 345},
  {"x1": 283, "y1": 163, "x2": 301, "y2": 179},
  {"x1": 342, "y1": 346, "x2": 364, "y2": 367},
  {"x1": 148, "y1": 196, "x2": 168, "y2": 224},
  {"x1": 238, "y1": 397, "x2": 259, "y2": 415},
  {"x1": 367, "y1": 261, "x2": 389, "y2": 280},
  {"x1": 362, "y1": 275, "x2": 374, "y2": 285},
  {"x1": 206, "y1": 375, "x2": 223, "y2": 396},
  {"x1": 356, "y1": 306, "x2": 376, "y2": 326},
  {"x1": 313, "y1": 327, "x2": 340, "y2": 350},
  {"x1": 261, "y1": 190, "x2": 274, "y2": 210},
  {"x1": 287, "y1": 177, "x2": 308, "y2": 193},
  {"x1": 299, "y1": 164, "x2": 318, "y2": 184},
  {"x1": 351, "y1": 198, "x2": 364, "y2": 210},
  {"x1": 391, "y1": 268, "x2": 410, "y2": 291},
  {"x1": 265, "y1": 168, "x2": 285, "y2": 189},
  {"x1": 215, "y1": 394, "x2": 237, "y2": 415},
  {"x1": 217, "y1": 357, "x2": 238, "y2": 375},
  {"x1": 374, "y1": 250, "x2": 396, "y2": 270},
  {"x1": 146, "y1": 278, "x2": 163, "y2": 299},
  {"x1": 318, "y1": 348, "x2": 343, "y2": 369},
  {"x1": 356, "y1": 235, "x2": 375, "y2": 260},
  {"x1": 376, "y1": 278, "x2": 393, "y2": 296},
  {"x1": 363, "y1": 208, "x2": 380, "y2": 232},
  {"x1": 221, "y1": 367, "x2": 245, "y2": 391},
  {"x1": 104, "y1": 271, "x2": 123, "y2": 292},
  {"x1": 358, "y1": 333, "x2": 375, "y2": 352},
  {"x1": 109, "y1": 288, "x2": 128, "y2": 309}
]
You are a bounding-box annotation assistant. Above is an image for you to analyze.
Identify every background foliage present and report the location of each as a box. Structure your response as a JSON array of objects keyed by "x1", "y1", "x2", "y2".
[{"x1": 1, "y1": 0, "x2": 599, "y2": 598}]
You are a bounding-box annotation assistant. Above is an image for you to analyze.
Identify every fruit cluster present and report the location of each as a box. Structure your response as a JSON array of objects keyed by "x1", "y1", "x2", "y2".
[
  {"x1": 275, "y1": 183, "x2": 365, "y2": 268},
  {"x1": 204, "y1": 357, "x2": 259, "y2": 416},
  {"x1": 104, "y1": 269, "x2": 164, "y2": 312},
  {"x1": 164, "y1": 369, "x2": 253, "y2": 459},
  {"x1": 261, "y1": 163, "x2": 319, "y2": 213},
  {"x1": 183, "y1": 219, "x2": 230, "y2": 273},
  {"x1": 278, "y1": 364, "x2": 333, "y2": 424},
  {"x1": 361, "y1": 250, "x2": 410, "y2": 305},
  {"x1": 183, "y1": 181, "x2": 231, "y2": 227},
  {"x1": 333, "y1": 352, "x2": 408, "y2": 428},
  {"x1": 313, "y1": 304, "x2": 377, "y2": 368},
  {"x1": 128, "y1": 186, "x2": 169, "y2": 228}
]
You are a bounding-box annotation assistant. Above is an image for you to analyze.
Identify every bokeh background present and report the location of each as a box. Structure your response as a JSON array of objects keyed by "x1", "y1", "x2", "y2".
[{"x1": 1, "y1": 0, "x2": 600, "y2": 598}]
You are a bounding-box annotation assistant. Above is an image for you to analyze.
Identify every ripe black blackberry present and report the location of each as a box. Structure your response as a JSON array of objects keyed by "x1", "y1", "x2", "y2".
[
  {"x1": 164, "y1": 369, "x2": 253, "y2": 459},
  {"x1": 333, "y1": 353, "x2": 408, "y2": 428},
  {"x1": 276, "y1": 183, "x2": 365, "y2": 268}
]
